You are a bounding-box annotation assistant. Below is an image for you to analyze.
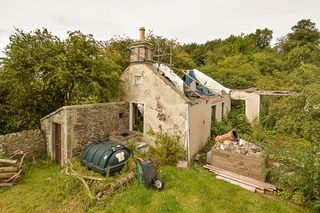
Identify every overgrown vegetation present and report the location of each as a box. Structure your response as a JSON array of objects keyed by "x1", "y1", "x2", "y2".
[
  {"x1": 0, "y1": 161, "x2": 304, "y2": 213},
  {"x1": 211, "y1": 97, "x2": 320, "y2": 210},
  {"x1": 148, "y1": 129, "x2": 185, "y2": 166},
  {"x1": 0, "y1": 29, "x2": 128, "y2": 134}
]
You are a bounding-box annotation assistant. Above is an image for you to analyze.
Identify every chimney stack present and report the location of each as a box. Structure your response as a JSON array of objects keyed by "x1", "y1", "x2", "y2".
[
  {"x1": 139, "y1": 27, "x2": 145, "y2": 42},
  {"x1": 129, "y1": 27, "x2": 153, "y2": 64}
]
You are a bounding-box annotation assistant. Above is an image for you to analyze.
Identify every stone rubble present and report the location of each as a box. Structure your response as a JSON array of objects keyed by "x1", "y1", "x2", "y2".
[{"x1": 213, "y1": 138, "x2": 262, "y2": 156}]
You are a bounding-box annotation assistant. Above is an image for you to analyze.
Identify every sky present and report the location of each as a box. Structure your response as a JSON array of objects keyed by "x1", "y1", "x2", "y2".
[{"x1": 0, "y1": 0, "x2": 320, "y2": 53}]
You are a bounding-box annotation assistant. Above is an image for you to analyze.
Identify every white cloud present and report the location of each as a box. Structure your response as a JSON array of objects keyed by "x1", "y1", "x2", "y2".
[{"x1": 0, "y1": 0, "x2": 319, "y2": 52}]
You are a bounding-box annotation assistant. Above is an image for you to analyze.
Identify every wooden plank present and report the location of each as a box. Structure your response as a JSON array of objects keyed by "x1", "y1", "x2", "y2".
[
  {"x1": 0, "y1": 159, "x2": 17, "y2": 165},
  {"x1": 216, "y1": 175, "x2": 256, "y2": 192},
  {"x1": 204, "y1": 165, "x2": 276, "y2": 190},
  {"x1": 0, "y1": 172, "x2": 16, "y2": 179},
  {"x1": 0, "y1": 167, "x2": 18, "y2": 173},
  {"x1": 0, "y1": 183, "x2": 13, "y2": 187},
  {"x1": 205, "y1": 164, "x2": 272, "y2": 188},
  {"x1": 209, "y1": 169, "x2": 275, "y2": 191},
  {"x1": 2, "y1": 169, "x2": 22, "y2": 183},
  {"x1": 255, "y1": 188, "x2": 265, "y2": 194},
  {"x1": 216, "y1": 172, "x2": 266, "y2": 191}
]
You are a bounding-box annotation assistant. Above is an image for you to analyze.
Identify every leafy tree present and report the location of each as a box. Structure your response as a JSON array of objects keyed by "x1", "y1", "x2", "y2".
[
  {"x1": 202, "y1": 54, "x2": 260, "y2": 88},
  {"x1": 146, "y1": 32, "x2": 196, "y2": 71},
  {"x1": 0, "y1": 29, "x2": 123, "y2": 133},
  {"x1": 276, "y1": 19, "x2": 320, "y2": 52},
  {"x1": 103, "y1": 35, "x2": 133, "y2": 71},
  {"x1": 252, "y1": 28, "x2": 273, "y2": 49}
]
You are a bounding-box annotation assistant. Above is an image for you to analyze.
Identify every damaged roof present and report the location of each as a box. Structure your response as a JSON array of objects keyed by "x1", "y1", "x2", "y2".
[{"x1": 155, "y1": 63, "x2": 230, "y2": 97}]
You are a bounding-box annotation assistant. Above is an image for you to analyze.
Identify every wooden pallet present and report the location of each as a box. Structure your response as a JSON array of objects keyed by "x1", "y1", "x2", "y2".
[{"x1": 203, "y1": 164, "x2": 276, "y2": 194}]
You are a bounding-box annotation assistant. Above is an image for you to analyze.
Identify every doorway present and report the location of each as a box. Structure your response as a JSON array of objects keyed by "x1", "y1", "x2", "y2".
[
  {"x1": 131, "y1": 103, "x2": 144, "y2": 133},
  {"x1": 53, "y1": 123, "x2": 62, "y2": 164}
]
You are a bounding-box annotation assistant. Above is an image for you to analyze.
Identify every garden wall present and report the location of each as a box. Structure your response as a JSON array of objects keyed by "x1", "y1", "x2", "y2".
[{"x1": 0, "y1": 129, "x2": 46, "y2": 159}]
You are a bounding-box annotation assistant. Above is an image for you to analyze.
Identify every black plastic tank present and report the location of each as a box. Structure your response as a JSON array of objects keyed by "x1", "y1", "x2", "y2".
[{"x1": 80, "y1": 141, "x2": 130, "y2": 175}]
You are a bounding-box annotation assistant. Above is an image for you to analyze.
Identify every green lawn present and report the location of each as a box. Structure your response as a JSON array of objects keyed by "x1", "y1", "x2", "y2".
[{"x1": 0, "y1": 162, "x2": 305, "y2": 213}]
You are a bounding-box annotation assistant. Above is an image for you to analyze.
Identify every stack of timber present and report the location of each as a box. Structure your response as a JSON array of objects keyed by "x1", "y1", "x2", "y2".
[
  {"x1": 204, "y1": 164, "x2": 276, "y2": 194},
  {"x1": 0, "y1": 152, "x2": 26, "y2": 187}
]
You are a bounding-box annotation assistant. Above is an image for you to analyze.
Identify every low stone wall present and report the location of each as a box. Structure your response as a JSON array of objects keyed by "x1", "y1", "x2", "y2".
[
  {"x1": 0, "y1": 129, "x2": 46, "y2": 159},
  {"x1": 71, "y1": 102, "x2": 130, "y2": 156}
]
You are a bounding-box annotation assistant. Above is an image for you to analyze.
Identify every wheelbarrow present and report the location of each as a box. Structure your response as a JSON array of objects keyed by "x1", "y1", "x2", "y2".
[{"x1": 135, "y1": 158, "x2": 164, "y2": 190}]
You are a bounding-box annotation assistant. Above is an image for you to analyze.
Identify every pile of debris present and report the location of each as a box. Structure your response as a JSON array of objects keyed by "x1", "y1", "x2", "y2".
[
  {"x1": 0, "y1": 151, "x2": 26, "y2": 187},
  {"x1": 213, "y1": 138, "x2": 262, "y2": 156},
  {"x1": 205, "y1": 130, "x2": 277, "y2": 194}
]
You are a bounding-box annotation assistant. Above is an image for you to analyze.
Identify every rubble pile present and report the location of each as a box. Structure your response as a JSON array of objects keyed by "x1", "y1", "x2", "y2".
[{"x1": 213, "y1": 138, "x2": 262, "y2": 156}]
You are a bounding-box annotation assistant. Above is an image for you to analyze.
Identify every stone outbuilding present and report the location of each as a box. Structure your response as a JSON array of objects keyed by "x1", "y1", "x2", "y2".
[{"x1": 41, "y1": 102, "x2": 129, "y2": 165}]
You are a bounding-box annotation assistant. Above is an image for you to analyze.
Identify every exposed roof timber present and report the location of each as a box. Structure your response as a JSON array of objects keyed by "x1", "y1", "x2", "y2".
[
  {"x1": 154, "y1": 63, "x2": 218, "y2": 100},
  {"x1": 243, "y1": 88, "x2": 298, "y2": 96},
  {"x1": 255, "y1": 91, "x2": 299, "y2": 96}
]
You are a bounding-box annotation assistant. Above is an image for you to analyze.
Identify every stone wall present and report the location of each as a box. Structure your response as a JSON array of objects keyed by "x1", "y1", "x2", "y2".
[
  {"x1": 189, "y1": 95, "x2": 231, "y2": 160},
  {"x1": 121, "y1": 63, "x2": 188, "y2": 148},
  {"x1": 69, "y1": 102, "x2": 130, "y2": 156},
  {"x1": 41, "y1": 102, "x2": 130, "y2": 165},
  {"x1": 0, "y1": 129, "x2": 46, "y2": 159}
]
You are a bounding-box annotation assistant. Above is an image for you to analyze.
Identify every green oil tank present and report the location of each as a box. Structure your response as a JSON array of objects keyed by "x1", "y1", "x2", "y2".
[{"x1": 80, "y1": 141, "x2": 130, "y2": 175}]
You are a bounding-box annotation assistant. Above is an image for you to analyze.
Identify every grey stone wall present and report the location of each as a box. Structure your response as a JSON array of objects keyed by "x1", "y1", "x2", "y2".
[
  {"x1": 0, "y1": 129, "x2": 46, "y2": 159},
  {"x1": 41, "y1": 102, "x2": 130, "y2": 164},
  {"x1": 69, "y1": 102, "x2": 130, "y2": 156}
]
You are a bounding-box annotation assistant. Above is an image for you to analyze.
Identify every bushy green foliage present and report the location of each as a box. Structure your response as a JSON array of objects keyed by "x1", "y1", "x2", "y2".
[
  {"x1": 264, "y1": 138, "x2": 320, "y2": 210},
  {"x1": 148, "y1": 129, "x2": 185, "y2": 166},
  {"x1": 211, "y1": 101, "x2": 252, "y2": 140},
  {"x1": 0, "y1": 29, "x2": 123, "y2": 134}
]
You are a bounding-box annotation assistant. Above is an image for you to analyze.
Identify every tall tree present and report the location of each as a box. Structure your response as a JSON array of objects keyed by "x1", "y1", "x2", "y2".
[
  {"x1": 276, "y1": 19, "x2": 320, "y2": 52},
  {"x1": 0, "y1": 29, "x2": 123, "y2": 133},
  {"x1": 252, "y1": 28, "x2": 273, "y2": 49}
]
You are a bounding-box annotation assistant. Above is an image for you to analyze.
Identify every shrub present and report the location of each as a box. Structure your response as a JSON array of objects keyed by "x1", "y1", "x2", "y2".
[
  {"x1": 148, "y1": 129, "x2": 185, "y2": 166},
  {"x1": 265, "y1": 138, "x2": 320, "y2": 209}
]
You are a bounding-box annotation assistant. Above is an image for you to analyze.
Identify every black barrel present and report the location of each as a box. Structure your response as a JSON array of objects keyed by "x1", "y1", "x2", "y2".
[{"x1": 80, "y1": 141, "x2": 130, "y2": 175}]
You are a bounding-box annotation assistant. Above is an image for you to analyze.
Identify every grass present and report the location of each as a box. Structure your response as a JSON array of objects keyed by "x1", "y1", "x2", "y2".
[{"x1": 0, "y1": 161, "x2": 305, "y2": 213}]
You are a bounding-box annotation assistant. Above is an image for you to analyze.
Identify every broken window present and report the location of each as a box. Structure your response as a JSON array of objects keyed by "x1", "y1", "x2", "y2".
[
  {"x1": 134, "y1": 76, "x2": 142, "y2": 86},
  {"x1": 132, "y1": 103, "x2": 144, "y2": 133},
  {"x1": 211, "y1": 105, "x2": 217, "y2": 121},
  {"x1": 221, "y1": 102, "x2": 225, "y2": 118}
]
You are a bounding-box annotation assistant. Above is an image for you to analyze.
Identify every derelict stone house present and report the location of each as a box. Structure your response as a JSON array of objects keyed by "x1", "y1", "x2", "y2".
[
  {"x1": 121, "y1": 28, "x2": 231, "y2": 161},
  {"x1": 41, "y1": 28, "x2": 241, "y2": 165}
]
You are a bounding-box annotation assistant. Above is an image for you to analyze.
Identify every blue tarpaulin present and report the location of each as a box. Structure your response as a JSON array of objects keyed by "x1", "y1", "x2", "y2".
[{"x1": 184, "y1": 70, "x2": 214, "y2": 96}]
